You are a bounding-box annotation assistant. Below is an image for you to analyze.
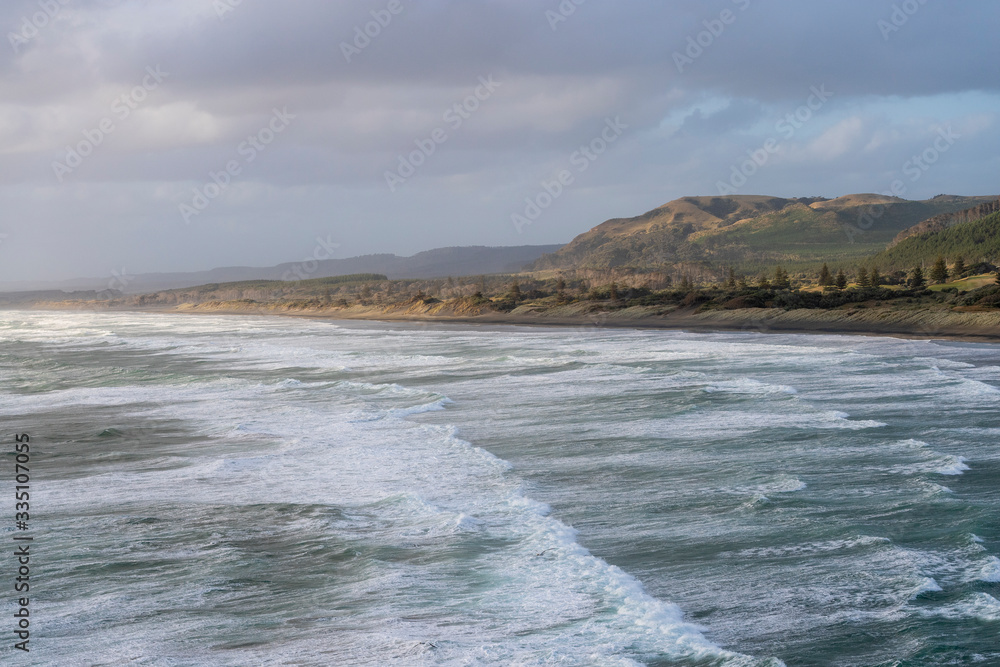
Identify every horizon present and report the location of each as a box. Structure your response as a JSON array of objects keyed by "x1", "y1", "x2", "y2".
[
  {"x1": 5, "y1": 190, "x2": 998, "y2": 292},
  {"x1": 2, "y1": 1, "x2": 999, "y2": 283}
]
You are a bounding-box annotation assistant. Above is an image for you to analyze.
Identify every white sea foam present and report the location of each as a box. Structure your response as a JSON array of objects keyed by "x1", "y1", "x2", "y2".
[
  {"x1": 703, "y1": 377, "x2": 798, "y2": 395},
  {"x1": 934, "y1": 455, "x2": 971, "y2": 476},
  {"x1": 910, "y1": 577, "x2": 943, "y2": 598},
  {"x1": 920, "y1": 593, "x2": 1000, "y2": 622},
  {"x1": 721, "y1": 535, "x2": 892, "y2": 560},
  {"x1": 22, "y1": 356, "x2": 776, "y2": 666},
  {"x1": 978, "y1": 556, "x2": 1000, "y2": 582},
  {"x1": 11, "y1": 310, "x2": 1000, "y2": 665}
]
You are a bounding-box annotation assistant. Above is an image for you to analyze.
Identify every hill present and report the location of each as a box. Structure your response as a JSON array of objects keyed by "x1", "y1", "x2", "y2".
[
  {"x1": 870, "y1": 210, "x2": 1000, "y2": 270},
  {"x1": 532, "y1": 194, "x2": 996, "y2": 275},
  {"x1": 889, "y1": 199, "x2": 1000, "y2": 247},
  {"x1": 0, "y1": 245, "x2": 562, "y2": 294}
]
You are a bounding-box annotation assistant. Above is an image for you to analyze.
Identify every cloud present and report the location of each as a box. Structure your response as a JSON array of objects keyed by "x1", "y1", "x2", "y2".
[{"x1": 0, "y1": 0, "x2": 998, "y2": 283}]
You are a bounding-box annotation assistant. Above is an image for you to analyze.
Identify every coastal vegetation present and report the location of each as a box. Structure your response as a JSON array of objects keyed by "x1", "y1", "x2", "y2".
[{"x1": 14, "y1": 194, "x2": 1000, "y2": 338}]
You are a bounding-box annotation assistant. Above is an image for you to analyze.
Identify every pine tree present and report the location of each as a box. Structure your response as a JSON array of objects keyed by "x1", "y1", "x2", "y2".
[
  {"x1": 774, "y1": 267, "x2": 790, "y2": 289},
  {"x1": 758, "y1": 275, "x2": 771, "y2": 289},
  {"x1": 609, "y1": 282, "x2": 619, "y2": 301},
  {"x1": 930, "y1": 256, "x2": 949, "y2": 284},
  {"x1": 910, "y1": 266, "x2": 925, "y2": 288},
  {"x1": 870, "y1": 267, "x2": 882, "y2": 287},
  {"x1": 819, "y1": 263, "x2": 833, "y2": 286},
  {"x1": 856, "y1": 267, "x2": 869, "y2": 288},
  {"x1": 952, "y1": 256, "x2": 966, "y2": 278},
  {"x1": 727, "y1": 267, "x2": 737, "y2": 289},
  {"x1": 510, "y1": 281, "x2": 521, "y2": 299},
  {"x1": 835, "y1": 269, "x2": 847, "y2": 289}
]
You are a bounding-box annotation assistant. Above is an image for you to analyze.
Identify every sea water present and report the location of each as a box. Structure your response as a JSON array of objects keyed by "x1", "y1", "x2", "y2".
[{"x1": 0, "y1": 311, "x2": 997, "y2": 666}]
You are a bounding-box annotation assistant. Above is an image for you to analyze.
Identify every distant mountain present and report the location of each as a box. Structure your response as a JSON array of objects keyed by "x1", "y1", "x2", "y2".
[
  {"x1": 870, "y1": 209, "x2": 1000, "y2": 270},
  {"x1": 0, "y1": 245, "x2": 563, "y2": 294},
  {"x1": 0, "y1": 290, "x2": 112, "y2": 305},
  {"x1": 531, "y1": 194, "x2": 997, "y2": 274}
]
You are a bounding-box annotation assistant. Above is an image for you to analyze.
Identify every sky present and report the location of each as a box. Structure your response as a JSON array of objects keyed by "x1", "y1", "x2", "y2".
[{"x1": 1, "y1": 0, "x2": 999, "y2": 284}]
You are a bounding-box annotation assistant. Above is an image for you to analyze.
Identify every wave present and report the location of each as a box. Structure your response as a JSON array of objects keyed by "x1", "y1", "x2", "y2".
[
  {"x1": 910, "y1": 577, "x2": 943, "y2": 598},
  {"x1": 720, "y1": 535, "x2": 892, "y2": 560},
  {"x1": 919, "y1": 593, "x2": 1000, "y2": 622},
  {"x1": 703, "y1": 378, "x2": 798, "y2": 395}
]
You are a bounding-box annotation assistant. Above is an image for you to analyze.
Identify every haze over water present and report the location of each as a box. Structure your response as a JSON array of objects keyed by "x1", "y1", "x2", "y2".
[{"x1": 1, "y1": 311, "x2": 998, "y2": 665}]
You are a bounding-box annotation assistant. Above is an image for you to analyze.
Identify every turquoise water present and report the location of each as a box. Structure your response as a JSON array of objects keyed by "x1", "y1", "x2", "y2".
[{"x1": 0, "y1": 311, "x2": 998, "y2": 666}]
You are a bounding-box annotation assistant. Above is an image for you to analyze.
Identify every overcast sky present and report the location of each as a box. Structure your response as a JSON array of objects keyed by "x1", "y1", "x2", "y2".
[{"x1": 1, "y1": 0, "x2": 998, "y2": 283}]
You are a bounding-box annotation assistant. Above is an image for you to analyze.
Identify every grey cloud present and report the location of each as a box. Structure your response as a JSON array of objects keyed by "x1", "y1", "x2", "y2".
[{"x1": 0, "y1": 0, "x2": 998, "y2": 283}]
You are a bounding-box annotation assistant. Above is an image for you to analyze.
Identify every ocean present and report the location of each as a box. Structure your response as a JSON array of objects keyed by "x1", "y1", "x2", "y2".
[{"x1": 1, "y1": 310, "x2": 998, "y2": 666}]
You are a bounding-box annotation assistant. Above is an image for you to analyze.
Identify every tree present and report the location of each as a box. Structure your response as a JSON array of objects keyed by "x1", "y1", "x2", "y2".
[
  {"x1": 510, "y1": 281, "x2": 522, "y2": 299},
  {"x1": 758, "y1": 275, "x2": 771, "y2": 289},
  {"x1": 856, "y1": 267, "x2": 869, "y2": 288},
  {"x1": 819, "y1": 263, "x2": 833, "y2": 286},
  {"x1": 952, "y1": 256, "x2": 966, "y2": 278},
  {"x1": 727, "y1": 267, "x2": 737, "y2": 289},
  {"x1": 773, "y1": 267, "x2": 791, "y2": 289},
  {"x1": 930, "y1": 256, "x2": 949, "y2": 284},
  {"x1": 609, "y1": 282, "x2": 619, "y2": 301},
  {"x1": 870, "y1": 267, "x2": 882, "y2": 287},
  {"x1": 910, "y1": 266, "x2": 925, "y2": 288},
  {"x1": 835, "y1": 269, "x2": 847, "y2": 289}
]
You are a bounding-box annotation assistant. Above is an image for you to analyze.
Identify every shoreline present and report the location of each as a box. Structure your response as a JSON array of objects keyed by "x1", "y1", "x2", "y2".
[{"x1": 18, "y1": 301, "x2": 1000, "y2": 344}]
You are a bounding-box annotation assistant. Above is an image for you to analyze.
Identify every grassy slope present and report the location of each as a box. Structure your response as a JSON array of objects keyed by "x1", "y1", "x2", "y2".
[
  {"x1": 870, "y1": 211, "x2": 1000, "y2": 270},
  {"x1": 534, "y1": 195, "x2": 995, "y2": 273}
]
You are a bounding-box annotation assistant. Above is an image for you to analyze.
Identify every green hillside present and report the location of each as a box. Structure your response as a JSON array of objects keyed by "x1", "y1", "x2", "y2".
[
  {"x1": 870, "y1": 211, "x2": 1000, "y2": 270},
  {"x1": 532, "y1": 194, "x2": 996, "y2": 275}
]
